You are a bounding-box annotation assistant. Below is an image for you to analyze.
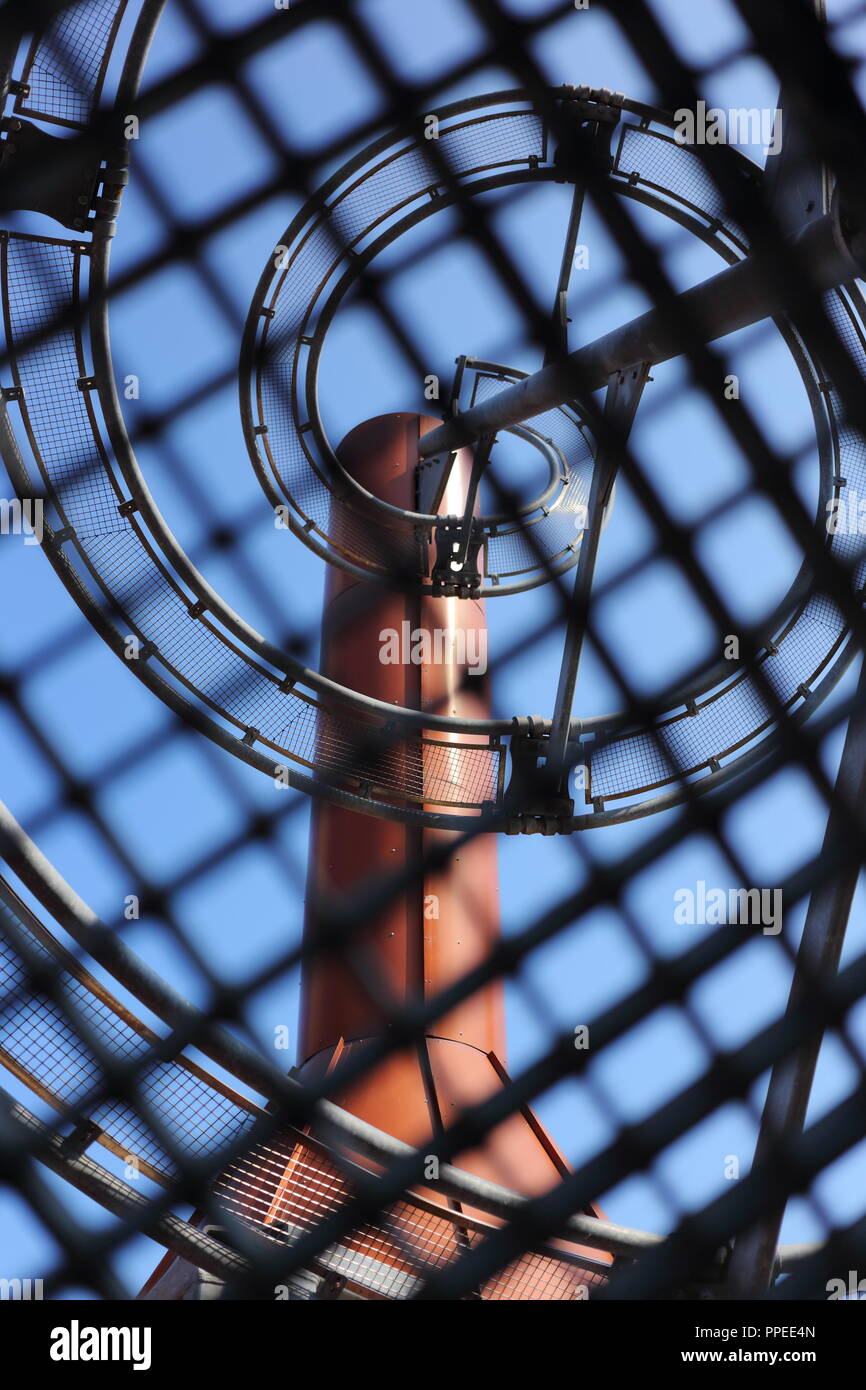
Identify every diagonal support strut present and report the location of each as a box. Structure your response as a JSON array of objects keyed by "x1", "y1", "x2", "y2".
[{"x1": 547, "y1": 361, "x2": 651, "y2": 779}]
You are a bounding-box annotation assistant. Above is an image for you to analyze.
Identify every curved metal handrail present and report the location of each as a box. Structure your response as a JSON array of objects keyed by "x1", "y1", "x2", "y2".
[
  {"x1": 0, "y1": 797, "x2": 646, "y2": 1258},
  {"x1": 0, "y1": 4, "x2": 862, "y2": 829}
]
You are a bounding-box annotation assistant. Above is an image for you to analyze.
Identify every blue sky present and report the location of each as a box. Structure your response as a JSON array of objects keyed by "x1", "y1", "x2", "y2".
[{"x1": 2, "y1": 0, "x2": 866, "y2": 1294}]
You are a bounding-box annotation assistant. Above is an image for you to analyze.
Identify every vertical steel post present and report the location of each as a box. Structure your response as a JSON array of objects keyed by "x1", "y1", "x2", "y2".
[{"x1": 727, "y1": 658, "x2": 866, "y2": 1293}]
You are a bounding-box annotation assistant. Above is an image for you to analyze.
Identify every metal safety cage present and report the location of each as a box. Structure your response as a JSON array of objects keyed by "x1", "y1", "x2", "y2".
[
  {"x1": 1, "y1": 55, "x2": 862, "y2": 829},
  {"x1": 1, "y1": 0, "x2": 866, "y2": 1306}
]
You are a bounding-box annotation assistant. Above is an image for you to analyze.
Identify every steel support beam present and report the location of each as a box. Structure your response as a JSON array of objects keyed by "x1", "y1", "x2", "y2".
[
  {"x1": 764, "y1": 0, "x2": 829, "y2": 237},
  {"x1": 545, "y1": 119, "x2": 613, "y2": 364},
  {"x1": 418, "y1": 210, "x2": 865, "y2": 459},
  {"x1": 727, "y1": 656, "x2": 866, "y2": 1294},
  {"x1": 547, "y1": 362, "x2": 650, "y2": 774}
]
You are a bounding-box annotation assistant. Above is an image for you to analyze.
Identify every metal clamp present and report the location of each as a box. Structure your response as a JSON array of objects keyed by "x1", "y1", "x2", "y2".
[
  {"x1": 431, "y1": 515, "x2": 484, "y2": 597},
  {"x1": 504, "y1": 726, "x2": 574, "y2": 825}
]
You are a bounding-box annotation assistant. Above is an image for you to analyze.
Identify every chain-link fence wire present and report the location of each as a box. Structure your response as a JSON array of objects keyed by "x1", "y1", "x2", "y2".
[{"x1": 1, "y1": 0, "x2": 866, "y2": 1299}]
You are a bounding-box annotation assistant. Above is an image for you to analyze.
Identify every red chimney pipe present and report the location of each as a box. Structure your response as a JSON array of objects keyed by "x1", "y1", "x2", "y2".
[{"x1": 141, "y1": 415, "x2": 610, "y2": 1299}]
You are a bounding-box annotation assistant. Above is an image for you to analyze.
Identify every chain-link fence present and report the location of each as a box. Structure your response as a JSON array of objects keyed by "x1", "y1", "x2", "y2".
[{"x1": 0, "y1": 0, "x2": 866, "y2": 1307}]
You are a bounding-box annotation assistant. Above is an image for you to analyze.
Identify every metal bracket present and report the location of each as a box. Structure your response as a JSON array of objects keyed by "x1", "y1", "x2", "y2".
[
  {"x1": 0, "y1": 120, "x2": 103, "y2": 230},
  {"x1": 547, "y1": 119, "x2": 618, "y2": 362},
  {"x1": 431, "y1": 515, "x2": 484, "y2": 597},
  {"x1": 552, "y1": 107, "x2": 618, "y2": 181},
  {"x1": 416, "y1": 356, "x2": 474, "y2": 513},
  {"x1": 417, "y1": 449, "x2": 458, "y2": 515},
  {"x1": 605, "y1": 361, "x2": 652, "y2": 440},
  {"x1": 555, "y1": 86, "x2": 623, "y2": 130},
  {"x1": 427, "y1": 431, "x2": 495, "y2": 583},
  {"x1": 58, "y1": 1118, "x2": 102, "y2": 1160},
  {"x1": 504, "y1": 725, "x2": 574, "y2": 828}
]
